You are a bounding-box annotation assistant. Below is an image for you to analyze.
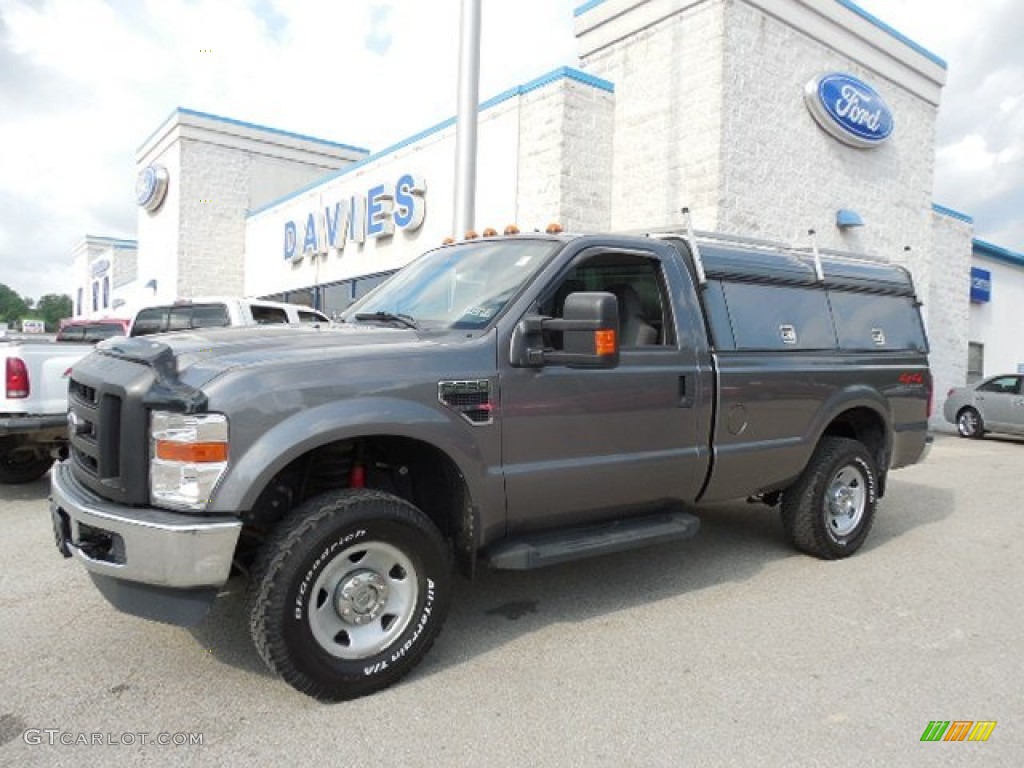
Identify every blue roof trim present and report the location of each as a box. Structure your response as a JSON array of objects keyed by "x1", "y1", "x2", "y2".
[
  {"x1": 973, "y1": 239, "x2": 1024, "y2": 269},
  {"x1": 138, "y1": 107, "x2": 370, "y2": 155},
  {"x1": 247, "y1": 67, "x2": 615, "y2": 218},
  {"x1": 836, "y1": 0, "x2": 947, "y2": 69},
  {"x1": 574, "y1": 0, "x2": 607, "y2": 17},
  {"x1": 574, "y1": 1, "x2": 947, "y2": 69},
  {"x1": 84, "y1": 235, "x2": 138, "y2": 247},
  {"x1": 932, "y1": 203, "x2": 974, "y2": 224}
]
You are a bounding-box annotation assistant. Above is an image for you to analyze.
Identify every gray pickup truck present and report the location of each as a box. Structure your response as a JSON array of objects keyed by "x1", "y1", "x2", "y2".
[{"x1": 50, "y1": 229, "x2": 932, "y2": 700}]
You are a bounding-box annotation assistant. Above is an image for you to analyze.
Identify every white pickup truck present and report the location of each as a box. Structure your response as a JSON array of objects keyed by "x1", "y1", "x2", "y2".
[
  {"x1": 0, "y1": 337, "x2": 92, "y2": 483},
  {"x1": 129, "y1": 297, "x2": 329, "y2": 336},
  {"x1": 2, "y1": 299, "x2": 330, "y2": 483}
]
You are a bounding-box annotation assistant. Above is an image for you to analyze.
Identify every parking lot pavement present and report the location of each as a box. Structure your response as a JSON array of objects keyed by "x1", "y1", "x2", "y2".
[{"x1": 1, "y1": 434, "x2": 1021, "y2": 767}]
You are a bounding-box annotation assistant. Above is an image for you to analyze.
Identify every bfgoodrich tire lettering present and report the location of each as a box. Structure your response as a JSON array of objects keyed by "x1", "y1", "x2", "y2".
[
  {"x1": 781, "y1": 437, "x2": 878, "y2": 560},
  {"x1": 248, "y1": 489, "x2": 451, "y2": 701}
]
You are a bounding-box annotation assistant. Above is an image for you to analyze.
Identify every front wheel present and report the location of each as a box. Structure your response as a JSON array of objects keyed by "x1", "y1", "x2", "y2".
[
  {"x1": 248, "y1": 489, "x2": 451, "y2": 701},
  {"x1": 781, "y1": 437, "x2": 879, "y2": 559},
  {"x1": 956, "y1": 407, "x2": 984, "y2": 439},
  {"x1": 0, "y1": 451, "x2": 53, "y2": 484}
]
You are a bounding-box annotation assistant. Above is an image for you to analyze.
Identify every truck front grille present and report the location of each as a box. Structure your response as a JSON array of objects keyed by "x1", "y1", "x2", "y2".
[{"x1": 67, "y1": 371, "x2": 149, "y2": 505}]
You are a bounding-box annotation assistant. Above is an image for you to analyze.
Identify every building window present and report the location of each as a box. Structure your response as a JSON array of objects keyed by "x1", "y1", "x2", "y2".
[
  {"x1": 76, "y1": 288, "x2": 83, "y2": 316},
  {"x1": 259, "y1": 272, "x2": 399, "y2": 320},
  {"x1": 102, "y1": 276, "x2": 110, "y2": 309},
  {"x1": 287, "y1": 288, "x2": 314, "y2": 308},
  {"x1": 353, "y1": 273, "x2": 392, "y2": 301},
  {"x1": 967, "y1": 342, "x2": 984, "y2": 384},
  {"x1": 91, "y1": 281, "x2": 99, "y2": 312},
  {"x1": 320, "y1": 282, "x2": 354, "y2": 317}
]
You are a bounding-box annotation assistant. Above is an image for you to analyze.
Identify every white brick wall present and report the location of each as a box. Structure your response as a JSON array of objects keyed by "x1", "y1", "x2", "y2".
[
  {"x1": 580, "y1": 0, "x2": 727, "y2": 232},
  {"x1": 176, "y1": 140, "x2": 250, "y2": 297},
  {"x1": 517, "y1": 78, "x2": 615, "y2": 232},
  {"x1": 928, "y1": 210, "x2": 972, "y2": 429},
  {"x1": 718, "y1": 1, "x2": 938, "y2": 257}
]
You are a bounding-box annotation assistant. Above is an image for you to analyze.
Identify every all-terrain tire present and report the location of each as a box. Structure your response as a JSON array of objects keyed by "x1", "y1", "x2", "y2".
[
  {"x1": 248, "y1": 489, "x2": 451, "y2": 701},
  {"x1": 781, "y1": 437, "x2": 879, "y2": 560}
]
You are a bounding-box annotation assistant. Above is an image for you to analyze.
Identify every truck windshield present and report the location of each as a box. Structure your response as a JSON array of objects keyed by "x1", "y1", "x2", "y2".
[{"x1": 341, "y1": 239, "x2": 561, "y2": 331}]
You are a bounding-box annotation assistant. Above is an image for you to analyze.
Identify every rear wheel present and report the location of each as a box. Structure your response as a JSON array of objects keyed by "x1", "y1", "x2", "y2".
[
  {"x1": 0, "y1": 451, "x2": 53, "y2": 484},
  {"x1": 248, "y1": 489, "x2": 451, "y2": 701},
  {"x1": 781, "y1": 437, "x2": 878, "y2": 559},
  {"x1": 956, "y1": 407, "x2": 984, "y2": 439}
]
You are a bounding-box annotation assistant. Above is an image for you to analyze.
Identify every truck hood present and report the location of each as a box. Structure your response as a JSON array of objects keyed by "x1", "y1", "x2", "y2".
[{"x1": 95, "y1": 324, "x2": 456, "y2": 389}]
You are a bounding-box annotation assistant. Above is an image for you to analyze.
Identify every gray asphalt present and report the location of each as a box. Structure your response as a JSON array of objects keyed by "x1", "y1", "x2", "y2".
[{"x1": 1, "y1": 434, "x2": 1021, "y2": 767}]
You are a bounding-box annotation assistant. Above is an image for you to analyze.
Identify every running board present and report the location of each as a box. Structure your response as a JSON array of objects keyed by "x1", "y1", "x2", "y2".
[{"x1": 487, "y1": 511, "x2": 700, "y2": 570}]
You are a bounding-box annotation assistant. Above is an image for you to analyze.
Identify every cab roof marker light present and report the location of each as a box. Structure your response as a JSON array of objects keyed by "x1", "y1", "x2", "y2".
[
  {"x1": 504, "y1": 224, "x2": 520, "y2": 235},
  {"x1": 545, "y1": 222, "x2": 563, "y2": 234},
  {"x1": 482, "y1": 227, "x2": 498, "y2": 237},
  {"x1": 464, "y1": 230, "x2": 479, "y2": 240}
]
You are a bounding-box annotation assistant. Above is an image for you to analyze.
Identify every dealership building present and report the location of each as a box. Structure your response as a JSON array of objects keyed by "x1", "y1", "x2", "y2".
[{"x1": 72, "y1": 0, "x2": 1024, "y2": 424}]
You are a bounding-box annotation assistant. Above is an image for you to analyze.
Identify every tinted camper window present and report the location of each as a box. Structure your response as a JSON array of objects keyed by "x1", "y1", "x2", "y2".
[
  {"x1": 251, "y1": 305, "x2": 289, "y2": 324},
  {"x1": 190, "y1": 304, "x2": 230, "y2": 328},
  {"x1": 829, "y1": 292, "x2": 928, "y2": 352},
  {"x1": 721, "y1": 283, "x2": 837, "y2": 350},
  {"x1": 298, "y1": 309, "x2": 326, "y2": 324},
  {"x1": 132, "y1": 307, "x2": 168, "y2": 336}
]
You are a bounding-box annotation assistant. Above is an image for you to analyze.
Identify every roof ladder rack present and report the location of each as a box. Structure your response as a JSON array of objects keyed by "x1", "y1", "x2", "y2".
[
  {"x1": 682, "y1": 207, "x2": 707, "y2": 286},
  {"x1": 807, "y1": 228, "x2": 825, "y2": 282}
]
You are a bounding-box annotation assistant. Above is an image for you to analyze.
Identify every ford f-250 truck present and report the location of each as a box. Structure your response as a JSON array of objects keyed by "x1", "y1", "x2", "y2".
[{"x1": 50, "y1": 227, "x2": 932, "y2": 700}]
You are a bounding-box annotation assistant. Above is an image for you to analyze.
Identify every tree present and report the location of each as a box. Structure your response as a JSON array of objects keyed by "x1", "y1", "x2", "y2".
[
  {"x1": 0, "y1": 283, "x2": 30, "y2": 327},
  {"x1": 36, "y1": 294, "x2": 74, "y2": 332}
]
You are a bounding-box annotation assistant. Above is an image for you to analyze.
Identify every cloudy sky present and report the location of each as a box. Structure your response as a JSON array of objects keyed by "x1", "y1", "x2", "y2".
[{"x1": 0, "y1": 0, "x2": 1021, "y2": 302}]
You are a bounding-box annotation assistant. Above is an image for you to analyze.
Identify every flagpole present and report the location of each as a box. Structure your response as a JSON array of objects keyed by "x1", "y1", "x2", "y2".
[{"x1": 453, "y1": 0, "x2": 481, "y2": 237}]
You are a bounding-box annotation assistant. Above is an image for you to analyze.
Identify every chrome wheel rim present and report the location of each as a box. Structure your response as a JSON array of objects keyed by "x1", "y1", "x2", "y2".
[
  {"x1": 958, "y1": 410, "x2": 978, "y2": 437},
  {"x1": 826, "y1": 465, "x2": 867, "y2": 538},
  {"x1": 307, "y1": 541, "x2": 418, "y2": 660}
]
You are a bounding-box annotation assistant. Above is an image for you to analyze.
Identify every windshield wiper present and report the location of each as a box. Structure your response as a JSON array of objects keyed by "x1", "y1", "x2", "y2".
[{"x1": 353, "y1": 311, "x2": 419, "y2": 329}]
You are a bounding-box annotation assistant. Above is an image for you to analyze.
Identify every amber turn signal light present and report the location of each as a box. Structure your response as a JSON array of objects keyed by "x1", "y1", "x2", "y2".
[
  {"x1": 594, "y1": 329, "x2": 617, "y2": 356},
  {"x1": 155, "y1": 441, "x2": 229, "y2": 463}
]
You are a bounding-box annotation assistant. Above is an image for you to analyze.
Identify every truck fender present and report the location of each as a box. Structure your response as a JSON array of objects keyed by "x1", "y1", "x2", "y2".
[
  {"x1": 803, "y1": 384, "x2": 893, "y2": 466},
  {"x1": 209, "y1": 396, "x2": 490, "y2": 514}
]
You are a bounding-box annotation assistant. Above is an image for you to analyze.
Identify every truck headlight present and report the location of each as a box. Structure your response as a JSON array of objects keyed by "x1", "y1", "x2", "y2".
[{"x1": 150, "y1": 411, "x2": 229, "y2": 511}]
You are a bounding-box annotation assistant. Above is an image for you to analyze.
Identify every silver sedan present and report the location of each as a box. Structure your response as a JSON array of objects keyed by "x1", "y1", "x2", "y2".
[{"x1": 943, "y1": 374, "x2": 1024, "y2": 438}]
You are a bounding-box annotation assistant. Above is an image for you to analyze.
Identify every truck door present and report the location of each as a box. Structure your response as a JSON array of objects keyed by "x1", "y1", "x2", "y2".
[{"x1": 498, "y1": 244, "x2": 712, "y2": 534}]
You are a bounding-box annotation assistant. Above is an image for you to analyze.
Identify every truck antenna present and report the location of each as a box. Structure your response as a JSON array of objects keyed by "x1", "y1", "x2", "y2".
[
  {"x1": 808, "y1": 228, "x2": 825, "y2": 282},
  {"x1": 682, "y1": 207, "x2": 707, "y2": 286}
]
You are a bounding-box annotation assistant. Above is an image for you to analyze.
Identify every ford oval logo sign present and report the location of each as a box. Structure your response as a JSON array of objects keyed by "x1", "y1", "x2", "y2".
[
  {"x1": 804, "y1": 73, "x2": 894, "y2": 148},
  {"x1": 135, "y1": 164, "x2": 170, "y2": 212}
]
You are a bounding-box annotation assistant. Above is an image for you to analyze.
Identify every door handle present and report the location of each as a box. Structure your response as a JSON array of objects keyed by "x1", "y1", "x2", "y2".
[{"x1": 678, "y1": 376, "x2": 693, "y2": 408}]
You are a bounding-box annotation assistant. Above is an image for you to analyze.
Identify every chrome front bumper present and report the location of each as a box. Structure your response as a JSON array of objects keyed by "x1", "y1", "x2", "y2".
[{"x1": 50, "y1": 460, "x2": 242, "y2": 589}]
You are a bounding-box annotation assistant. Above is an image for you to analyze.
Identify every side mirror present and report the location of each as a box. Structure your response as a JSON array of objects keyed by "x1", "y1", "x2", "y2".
[{"x1": 511, "y1": 292, "x2": 620, "y2": 369}]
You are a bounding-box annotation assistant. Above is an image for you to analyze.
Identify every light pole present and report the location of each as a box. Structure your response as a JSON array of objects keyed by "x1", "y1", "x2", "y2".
[{"x1": 453, "y1": 0, "x2": 481, "y2": 238}]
